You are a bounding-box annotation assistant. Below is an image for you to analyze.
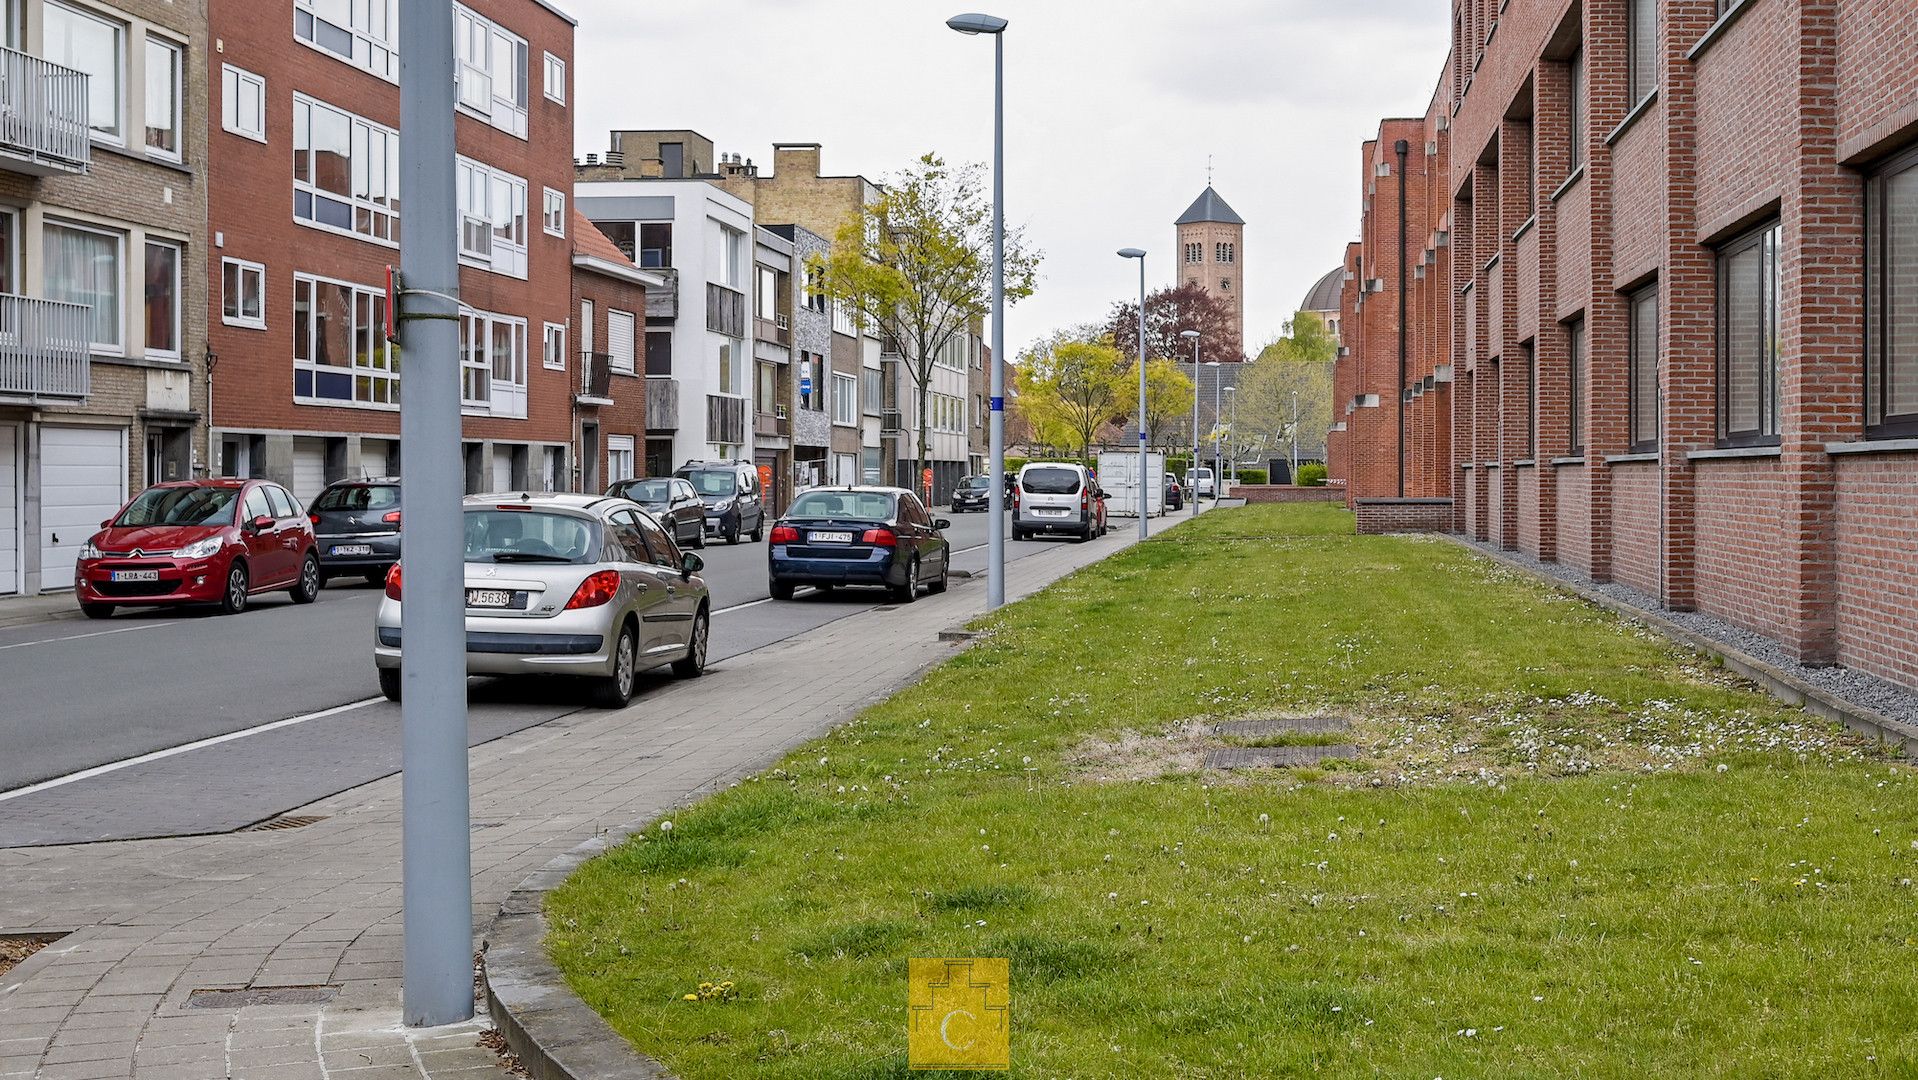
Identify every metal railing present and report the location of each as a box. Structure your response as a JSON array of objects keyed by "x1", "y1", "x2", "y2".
[
  {"x1": 879, "y1": 409, "x2": 904, "y2": 436},
  {"x1": 753, "y1": 315, "x2": 790, "y2": 346},
  {"x1": 0, "y1": 46, "x2": 90, "y2": 173},
  {"x1": 578, "y1": 351, "x2": 613, "y2": 400},
  {"x1": 646, "y1": 376, "x2": 678, "y2": 430},
  {"x1": 0, "y1": 293, "x2": 90, "y2": 399}
]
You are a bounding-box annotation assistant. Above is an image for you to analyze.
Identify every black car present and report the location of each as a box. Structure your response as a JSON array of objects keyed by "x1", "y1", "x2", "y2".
[
  {"x1": 310, "y1": 478, "x2": 402, "y2": 585},
  {"x1": 607, "y1": 476, "x2": 706, "y2": 549},
  {"x1": 767, "y1": 486, "x2": 951, "y2": 603},
  {"x1": 675, "y1": 460, "x2": 766, "y2": 544},
  {"x1": 950, "y1": 475, "x2": 991, "y2": 512}
]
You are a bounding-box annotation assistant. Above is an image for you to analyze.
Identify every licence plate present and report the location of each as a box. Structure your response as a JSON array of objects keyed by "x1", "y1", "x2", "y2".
[
  {"x1": 810, "y1": 530, "x2": 854, "y2": 544},
  {"x1": 466, "y1": 589, "x2": 514, "y2": 608},
  {"x1": 1037, "y1": 508, "x2": 1070, "y2": 517},
  {"x1": 110, "y1": 569, "x2": 160, "y2": 583},
  {"x1": 331, "y1": 544, "x2": 373, "y2": 556}
]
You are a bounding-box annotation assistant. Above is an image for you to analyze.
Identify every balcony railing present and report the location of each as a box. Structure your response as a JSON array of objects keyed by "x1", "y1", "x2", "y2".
[
  {"x1": 754, "y1": 411, "x2": 789, "y2": 438},
  {"x1": 0, "y1": 46, "x2": 90, "y2": 175},
  {"x1": 753, "y1": 315, "x2": 790, "y2": 346},
  {"x1": 706, "y1": 283, "x2": 744, "y2": 337},
  {"x1": 879, "y1": 409, "x2": 904, "y2": 436},
  {"x1": 0, "y1": 293, "x2": 90, "y2": 399},
  {"x1": 646, "y1": 376, "x2": 679, "y2": 431},
  {"x1": 577, "y1": 351, "x2": 613, "y2": 402},
  {"x1": 707, "y1": 394, "x2": 747, "y2": 445}
]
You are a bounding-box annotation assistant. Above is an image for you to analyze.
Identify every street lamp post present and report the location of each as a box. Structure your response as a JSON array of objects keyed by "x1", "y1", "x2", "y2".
[
  {"x1": 1225, "y1": 385, "x2": 1238, "y2": 488},
  {"x1": 1117, "y1": 248, "x2": 1148, "y2": 539},
  {"x1": 1291, "y1": 390, "x2": 1300, "y2": 483},
  {"x1": 1211, "y1": 374, "x2": 1222, "y2": 498},
  {"x1": 1180, "y1": 329, "x2": 1200, "y2": 516},
  {"x1": 947, "y1": 12, "x2": 1009, "y2": 608}
]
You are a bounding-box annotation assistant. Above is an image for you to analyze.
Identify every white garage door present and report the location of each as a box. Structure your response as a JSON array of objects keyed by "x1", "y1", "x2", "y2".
[
  {"x1": 39, "y1": 426, "x2": 126, "y2": 591},
  {"x1": 0, "y1": 424, "x2": 18, "y2": 595},
  {"x1": 292, "y1": 438, "x2": 327, "y2": 504},
  {"x1": 361, "y1": 438, "x2": 397, "y2": 478},
  {"x1": 492, "y1": 447, "x2": 513, "y2": 492}
]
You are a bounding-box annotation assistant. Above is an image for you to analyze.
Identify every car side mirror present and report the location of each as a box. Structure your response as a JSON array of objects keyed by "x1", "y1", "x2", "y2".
[
  {"x1": 680, "y1": 552, "x2": 703, "y2": 579},
  {"x1": 933, "y1": 518, "x2": 951, "y2": 531},
  {"x1": 248, "y1": 515, "x2": 274, "y2": 532}
]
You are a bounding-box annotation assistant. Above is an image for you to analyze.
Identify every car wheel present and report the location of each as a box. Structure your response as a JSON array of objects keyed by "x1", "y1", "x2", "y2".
[
  {"x1": 219, "y1": 561, "x2": 250, "y2": 615},
  {"x1": 770, "y1": 578, "x2": 796, "y2": 601},
  {"x1": 378, "y1": 666, "x2": 402, "y2": 702},
  {"x1": 673, "y1": 607, "x2": 709, "y2": 678},
  {"x1": 726, "y1": 524, "x2": 740, "y2": 545},
  {"x1": 291, "y1": 553, "x2": 321, "y2": 603},
  {"x1": 750, "y1": 515, "x2": 764, "y2": 543},
  {"x1": 591, "y1": 622, "x2": 638, "y2": 709},
  {"x1": 80, "y1": 602, "x2": 114, "y2": 620},
  {"x1": 892, "y1": 556, "x2": 919, "y2": 604},
  {"x1": 928, "y1": 562, "x2": 949, "y2": 594}
]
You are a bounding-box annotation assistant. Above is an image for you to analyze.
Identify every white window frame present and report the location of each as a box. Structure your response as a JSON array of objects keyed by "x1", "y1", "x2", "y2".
[
  {"x1": 222, "y1": 257, "x2": 266, "y2": 329},
  {"x1": 45, "y1": 1, "x2": 124, "y2": 146},
  {"x1": 456, "y1": 156, "x2": 528, "y2": 278},
  {"x1": 606, "y1": 435, "x2": 635, "y2": 485},
  {"x1": 144, "y1": 35, "x2": 183, "y2": 162},
  {"x1": 454, "y1": 3, "x2": 528, "y2": 139},
  {"x1": 143, "y1": 239, "x2": 182, "y2": 360},
  {"x1": 542, "y1": 51, "x2": 565, "y2": 104},
  {"x1": 293, "y1": 272, "x2": 398, "y2": 409},
  {"x1": 459, "y1": 307, "x2": 528, "y2": 417},
  {"x1": 832, "y1": 372, "x2": 858, "y2": 426},
  {"x1": 43, "y1": 218, "x2": 124, "y2": 354},
  {"x1": 294, "y1": 0, "x2": 398, "y2": 83},
  {"x1": 293, "y1": 94, "x2": 399, "y2": 246},
  {"x1": 607, "y1": 309, "x2": 637, "y2": 374},
  {"x1": 542, "y1": 187, "x2": 566, "y2": 237},
  {"x1": 543, "y1": 321, "x2": 567, "y2": 371},
  {"x1": 221, "y1": 64, "x2": 266, "y2": 143}
]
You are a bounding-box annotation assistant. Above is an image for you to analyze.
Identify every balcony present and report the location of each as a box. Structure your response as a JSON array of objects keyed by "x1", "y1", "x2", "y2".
[
  {"x1": 707, "y1": 394, "x2": 747, "y2": 445},
  {"x1": 644, "y1": 268, "x2": 678, "y2": 321},
  {"x1": 0, "y1": 293, "x2": 91, "y2": 400},
  {"x1": 755, "y1": 409, "x2": 790, "y2": 438},
  {"x1": 753, "y1": 315, "x2": 791, "y2": 347},
  {"x1": 706, "y1": 284, "x2": 745, "y2": 337},
  {"x1": 646, "y1": 376, "x2": 678, "y2": 431},
  {"x1": 576, "y1": 351, "x2": 613, "y2": 405},
  {"x1": 0, "y1": 46, "x2": 90, "y2": 175},
  {"x1": 880, "y1": 409, "x2": 904, "y2": 437}
]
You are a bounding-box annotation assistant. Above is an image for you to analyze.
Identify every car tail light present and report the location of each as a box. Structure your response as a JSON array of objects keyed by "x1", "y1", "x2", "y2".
[
  {"x1": 862, "y1": 528, "x2": 897, "y2": 547},
  {"x1": 1081, "y1": 488, "x2": 1090, "y2": 512},
  {"x1": 769, "y1": 525, "x2": 799, "y2": 544},
  {"x1": 385, "y1": 563, "x2": 402, "y2": 600},
  {"x1": 309, "y1": 513, "x2": 321, "y2": 526},
  {"x1": 383, "y1": 511, "x2": 402, "y2": 525},
  {"x1": 565, "y1": 569, "x2": 622, "y2": 609}
]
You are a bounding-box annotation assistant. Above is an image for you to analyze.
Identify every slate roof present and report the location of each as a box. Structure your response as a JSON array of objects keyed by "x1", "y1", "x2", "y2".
[
  {"x1": 1301, "y1": 266, "x2": 1343, "y2": 312},
  {"x1": 1175, "y1": 186, "x2": 1245, "y2": 226}
]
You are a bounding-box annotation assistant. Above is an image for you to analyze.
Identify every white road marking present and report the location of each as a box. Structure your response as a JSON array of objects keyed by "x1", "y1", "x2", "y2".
[
  {"x1": 0, "y1": 697, "x2": 384, "y2": 803},
  {"x1": 0, "y1": 622, "x2": 175, "y2": 651}
]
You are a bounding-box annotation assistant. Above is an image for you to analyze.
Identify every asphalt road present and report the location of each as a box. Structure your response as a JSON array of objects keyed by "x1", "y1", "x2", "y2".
[{"x1": 0, "y1": 504, "x2": 1115, "y2": 844}]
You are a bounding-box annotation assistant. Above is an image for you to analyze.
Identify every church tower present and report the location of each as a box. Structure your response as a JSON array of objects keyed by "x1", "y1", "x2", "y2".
[{"x1": 1175, "y1": 186, "x2": 1245, "y2": 356}]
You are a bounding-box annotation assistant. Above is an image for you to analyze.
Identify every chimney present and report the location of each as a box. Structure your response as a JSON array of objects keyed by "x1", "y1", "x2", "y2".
[
  {"x1": 585, "y1": 152, "x2": 599, "y2": 166},
  {"x1": 773, "y1": 142, "x2": 822, "y2": 178},
  {"x1": 603, "y1": 149, "x2": 625, "y2": 168}
]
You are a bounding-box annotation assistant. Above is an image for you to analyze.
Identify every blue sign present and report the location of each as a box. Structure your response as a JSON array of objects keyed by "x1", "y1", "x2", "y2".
[{"x1": 800, "y1": 377, "x2": 813, "y2": 395}]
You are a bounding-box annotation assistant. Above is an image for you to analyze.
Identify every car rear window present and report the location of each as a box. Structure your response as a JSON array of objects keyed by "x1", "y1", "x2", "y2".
[
  {"x1": 115, "y1": 486, "x2": 239, "y2": 527},
  {"x1": 787, "y1": 491, "x2": 895, "y2": 520},
  {"x1": 313, "y1": 484, "x2": 400, "y2": 512},
  {"x1": 463, "y1": 509, "x2": 597, "y2": 563},
  {"x1": 1021, "y1": 467, "x2": 1081, "y2": 494}
]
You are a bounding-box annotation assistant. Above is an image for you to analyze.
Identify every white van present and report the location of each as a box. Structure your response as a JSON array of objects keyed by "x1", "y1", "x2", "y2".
[
  {"x1": 1013, "y1": 462, "x2": 1105, "y2": 542},
  {"x1": 1184, "y1": 467, "x2": 1216, "y2": 498}
]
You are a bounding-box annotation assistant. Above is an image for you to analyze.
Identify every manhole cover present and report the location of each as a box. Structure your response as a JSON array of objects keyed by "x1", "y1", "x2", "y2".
[
  {"x1": 187, "y1": 985, "x2": 339, "y2": 1009},
  {"x1": 1216, "y1": 717, "x2": 1353, "y2": 738},
  {"x1": 1205, "y1": 745, "x2": 1359, "y2": 770},
  {"x1": 240, "y1": 815, "x2": 327, "y2": 832}
]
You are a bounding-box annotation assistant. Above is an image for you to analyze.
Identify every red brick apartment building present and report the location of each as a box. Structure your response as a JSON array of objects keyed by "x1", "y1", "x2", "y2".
[
  {"x1": 206, "y1": 0, "x2": 649, "y2": 502},
  {"x1": 1330, "y1": 0, "x2": 1918, "y2": 692}
]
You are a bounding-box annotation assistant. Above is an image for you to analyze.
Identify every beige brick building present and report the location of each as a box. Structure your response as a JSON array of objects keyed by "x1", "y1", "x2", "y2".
[{"x1": 1175, "y1": 186, "x2": 1245, "y2": 352}]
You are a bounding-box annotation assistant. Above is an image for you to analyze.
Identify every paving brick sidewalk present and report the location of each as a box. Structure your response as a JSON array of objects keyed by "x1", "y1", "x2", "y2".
[{"x1": 0, "y1": 525, "x2": 1154, "y2": 1080}]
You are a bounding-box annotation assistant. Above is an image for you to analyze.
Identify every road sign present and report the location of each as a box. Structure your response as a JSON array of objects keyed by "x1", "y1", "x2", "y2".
[{"x1": 800, "y1": 377, "x2": 813, "y2": 396}]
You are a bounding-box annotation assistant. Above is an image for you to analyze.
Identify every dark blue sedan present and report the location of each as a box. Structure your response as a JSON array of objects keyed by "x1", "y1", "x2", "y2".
[{"x1": 768, "y1": 486, "x2": 951, "y2": 603}]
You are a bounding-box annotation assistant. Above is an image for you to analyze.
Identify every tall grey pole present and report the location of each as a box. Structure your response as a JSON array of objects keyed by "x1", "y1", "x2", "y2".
[
  {"x1": 398, "y1": 0, "x2": 472, "y2": 1028},
  {"x1": 1134, "y1": 258, "x2": 1147, "y2": 538},
  {"x1": 1291, "y1": 390, "x2": 1300, "y2": 482},
  {"x1": 986, "y1": 29, "x2": 1006, "y2": 609},
  {"x1": 1190, "y1": 342, "x2": 1200, "y2": 516},
  {"x1": 1213, "y1": 377, "x2": 1222, "y2": 495}
]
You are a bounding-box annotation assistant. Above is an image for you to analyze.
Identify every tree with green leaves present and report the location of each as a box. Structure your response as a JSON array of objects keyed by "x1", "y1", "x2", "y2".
[
  {"x1": 1017, "y1": 337, "x2": 1128, "y2": 465},
  {"x1": 812, "y1": 153, "x2": 1041, "y2": 493},
  {"x1": 1127, "y1": 357, "x2": 1196, "y2": 454},
  {"x1": 1235, "y1": 310, "x2": 1337, "y2": 468}
]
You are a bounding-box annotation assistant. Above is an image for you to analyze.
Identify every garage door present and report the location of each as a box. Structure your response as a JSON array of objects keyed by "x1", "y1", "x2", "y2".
[
  {"x1": 292, "y1": 438, "x2": 327, "y2": 504},
  {"x1": 0, "y1": 424, "x2": 18, "y2": 594},
  {"x1": 492, "y1": 447, "x2": 513, "y2": 492},
  {"x1": 39, "y1": 426, "x2": 126, "y2": 591},
  {"x1": 361, "y1": 438, "x2": 398, "y2": 479}
]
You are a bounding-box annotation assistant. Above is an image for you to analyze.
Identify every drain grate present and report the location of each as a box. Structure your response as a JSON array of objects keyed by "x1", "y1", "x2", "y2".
[
  {"x1": 240, "y1": 814, "x2": 328, "y2": 832},
  {"x1": 1205, "y1": 745, "x2": 1359, "y2": 770},
  {"x1": 187, "y1": 984, "x2": 339, "y2": 1009},
  {"x1": 1216, "y1": 717, "x2": 1353, "y2": 738}
]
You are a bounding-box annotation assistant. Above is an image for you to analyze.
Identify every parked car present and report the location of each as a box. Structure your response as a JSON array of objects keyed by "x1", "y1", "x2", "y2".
[
  {"x1": 675, "y1": 460, "x2": 765, "y2": 544},
  {"x1": 1164, "y1": 473, "x2": 1185, "y2": 511},
  {"x1": 607, "y1": 477, "x2": 706, "y2": 549},
  {"x1": 75, "y1": 478, "x2": 320, "y2": 619},
  {"x1": 310, "y1": 478, "x2": 402, "y2": 586},
  {"x1": 1185, "y1": 467, "x2": 1217, "y2": 498},
  {"x1": 1012, "y1": 462, "x2": 1106, "y2": 542},
  {"x1": 767, "y1": 486, "x2": 951, "y2": 603},
  {"x1": 950, "y1": 474, "x2": 992, "y2": 512},
  {"x1": 375, "y1": 493, "x2": 709, "y2": 709}
]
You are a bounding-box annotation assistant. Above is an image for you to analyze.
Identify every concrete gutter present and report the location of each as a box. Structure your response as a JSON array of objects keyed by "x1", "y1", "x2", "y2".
[{"x1": 1445, "y1": 536, "x2": 1918, "y2": 756}]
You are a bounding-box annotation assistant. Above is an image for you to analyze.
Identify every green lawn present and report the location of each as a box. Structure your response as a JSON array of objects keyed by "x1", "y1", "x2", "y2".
[{"x1": 547, "y1": 504, "x2": 1918, "y2": 1078}]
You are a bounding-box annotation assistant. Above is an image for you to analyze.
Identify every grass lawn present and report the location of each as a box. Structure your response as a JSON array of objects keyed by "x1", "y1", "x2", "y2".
[{"x1": 547, "y1": 504, "x2": 1918, "y2": 1079}]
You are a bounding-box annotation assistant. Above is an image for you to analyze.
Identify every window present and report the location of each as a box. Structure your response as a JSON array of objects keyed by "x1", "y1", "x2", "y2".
[
  {"x1": 44, "y1": 220, "x2": 122, "y2": 351},
  {"x1": 44, "y1": 2, "x2": 122, "y2": 144},
  {"x1": 294, "y1": 274, "x2": 397, "y2": 406},
  {"x1": 606, "y1": 436, "x2": 635, "y2": 488},
  {"x1": 1567, "y1": 49, "x2": 1583, "y2": 174},
  {"x1": 608, "y1": 310, "x2": 636, "y2": 373},
  {"x1": 543, "y1": 188, "x2": 566, "y2": 237},
  {"x1": 264, "y1": 485, "x2": 298, "y2": 519},
  {"x1": 294, "y1": 0, "x2": 397, "y2": 81},
  {"x1": 831, "y1": 300, "x2": 858, "y2": 336},
  {"x1": 1216, "y1": 242, "x2": 1236, "y2": 264},
  {"x1": 457, "y1": 157, "x2": 527, "y2": 276},
  {"x1": 862, "y1": 368, "x2": 882, "y2": 415},
  {"x1": 799, "y1": 353, "x2": 822, "y2": 410},
  {"x1": 1866, "y1": 147, "x2": 1918, "y2": 436},
  {"x1": 454, "y1": 4, "x2": 528, "y2": 138},
  {"x1": 713, "y1": 225, "x2": 746, "y2": 288},
  {"x1": 646, "y1": 330, "x2": 672, "y2": 375},
  {"x1": 294, "y1": 95, "x2": 399, "y2": 243},
  {"x1": 223, "y1": 258, "x2": 265, "y2": 329},
  {"x1": 543, "y1": 322, "x2": 566, "y2": 371},
  {"x1": 143, "y1": 241, "x2": 180, "y2": 359},
  {"x1": 1628, "y1": 285, "x2": 1659, "y2": 452},
  {"x1": 1568, "y1": 318, "x2": 1585, "y2": 455},
  {"x1": 804, "y1": 265, "x2": 827, "y2": 311},
  {"x1": 1184, "y1": 242, "x2": 1202, "y2": 264},
  {"x1": 660, "y1": 142, "x2": 684, "y2": 179},
  {"x1": 543, "y1": 51, "x2": 566, "y2": 103},
  {"x1": 1628, "y1": 0, "x2": 1656, "y2": 108},
  {"x1": 458, "y1": 308, "x2": 528, "y2": 416},
  {"x1": 833, "y1": 373, "x2": 858, "y2": 425},
  {"x1": 222, "y1": 64, "x2": 266, "y2": 142},
  {"x1": 1716, "y1": 221, "x2": 1781, "y2": 446},
  {"x1": 144, "y1": 37, "x2": 182, "y2": 160},
  {"x1": 639, "y1": 222, "x2": 672, "y2": 268}
]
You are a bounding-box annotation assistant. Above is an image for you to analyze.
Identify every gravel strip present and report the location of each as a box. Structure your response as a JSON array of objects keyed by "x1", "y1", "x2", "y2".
[{"x1": 1457, "y1": 538, "x2": 1918, "y2": 727}]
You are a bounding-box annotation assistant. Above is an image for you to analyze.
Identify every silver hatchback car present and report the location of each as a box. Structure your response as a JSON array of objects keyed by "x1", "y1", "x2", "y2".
[{"x1": 374, "y1": 493, "x2": 710, "y2": 708}]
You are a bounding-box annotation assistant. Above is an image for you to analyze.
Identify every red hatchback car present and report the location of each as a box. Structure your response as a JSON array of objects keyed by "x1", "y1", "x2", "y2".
[{"x1": 75, "y1": 479, "x2": 322, "y2": 618}]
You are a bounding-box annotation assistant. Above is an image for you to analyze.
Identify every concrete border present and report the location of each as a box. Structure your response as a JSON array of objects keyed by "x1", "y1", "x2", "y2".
[{"x1": 1446, "y1": 536, "x2": 1918, "y2": 756}]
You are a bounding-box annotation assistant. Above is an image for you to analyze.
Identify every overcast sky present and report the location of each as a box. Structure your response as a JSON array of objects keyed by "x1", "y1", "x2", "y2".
[{"x1": 565, "y1": 0, "x2": 1450, "y2": 358}]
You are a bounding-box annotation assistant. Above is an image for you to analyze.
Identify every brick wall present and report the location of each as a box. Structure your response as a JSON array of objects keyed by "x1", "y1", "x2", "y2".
[
  {"x1": 1554, "y1": 464, "x2": 1591, "y2": 573},
  {"x1": 1609, "y1": 462, "x2": 1660, "y2": 598},
  {"x1": 1516, "y1": 465, "x2": 1540, "y2": 555},
  {"x1": 1233, "y1": 485, "x2": 1342, "y2": 504},
  {"x1": 1692, "y1": 458, "x2": 1790, "y2": 637},
  {"x1": 1835, "y1": 454, "x2": 1918, "y2": 687},
  {"x1": 1354, "y1": 498, "x2": 1454, "y2": 534}
]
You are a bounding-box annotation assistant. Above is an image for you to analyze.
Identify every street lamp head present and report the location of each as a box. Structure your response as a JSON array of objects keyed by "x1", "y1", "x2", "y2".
[
  {"x1": 946, "y1": 12, "x2": 1008, "y2": 34},
  {"x1": 1179, "y1": 329, "x2": 1201, "y2": 341},
  {"x1": 1117, "y1": 247, "x2": 1147, "y2": 260}
]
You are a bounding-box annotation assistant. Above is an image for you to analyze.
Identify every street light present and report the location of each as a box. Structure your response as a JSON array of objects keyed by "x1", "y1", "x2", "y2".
[
  {"x1": 946, "y1": 11, "x2": 1008, "y2": 608},
  {"x1": 1179, "y1": 329, "x2": 1201, "y2": 516},
  {"x1": 1291, "y1": 390, "x2": 1300, "y2": 483},
  {"x1": 1117, "y1": 247, "x2": 1147, "y2": 539},
  {"x1": 1225, "y1": 385, "x2": 1239, "y2": 487}
]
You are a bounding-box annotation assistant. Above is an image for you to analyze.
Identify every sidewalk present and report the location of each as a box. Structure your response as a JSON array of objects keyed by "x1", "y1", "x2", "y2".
[
  {"x1": 0, "y1": 522, "x2": 1161, "y2": 1080},
  {"x1": 0, "y1": 593, "x2": 81, "y2": 631}
]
